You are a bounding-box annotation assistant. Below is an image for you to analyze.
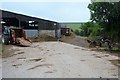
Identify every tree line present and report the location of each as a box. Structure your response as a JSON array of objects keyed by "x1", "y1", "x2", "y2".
[{"x1": 77, "y1": 2, "x2": 120, "y2": 43}]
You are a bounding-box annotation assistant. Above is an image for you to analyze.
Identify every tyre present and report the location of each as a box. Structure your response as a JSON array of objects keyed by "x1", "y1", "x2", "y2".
[{"x1": 2, "y1": 35, "x2": 9, "y2": 45}]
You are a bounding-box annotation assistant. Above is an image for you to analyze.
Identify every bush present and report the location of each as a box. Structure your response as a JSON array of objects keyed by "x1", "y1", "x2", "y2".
[
  {"x1": 74, "y1": 29, "x2": 80, "y2": 35},
  {"x1": 80, "y1": 22, "x2": 102, "y2": 37}
]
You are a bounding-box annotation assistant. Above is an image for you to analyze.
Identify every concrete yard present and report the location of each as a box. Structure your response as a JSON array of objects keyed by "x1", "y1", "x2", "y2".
[{"x1": 2, "y1": 42, "x2": 119, "y2": 78}]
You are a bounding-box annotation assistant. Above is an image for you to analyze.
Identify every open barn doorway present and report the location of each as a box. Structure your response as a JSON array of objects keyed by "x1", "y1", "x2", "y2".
[
  {"x1": 2, "y1": 17, "x2": 19, "y2": 27},
  {"x1": 21, "y1": 21, "x2": 38, "y2": 29}
]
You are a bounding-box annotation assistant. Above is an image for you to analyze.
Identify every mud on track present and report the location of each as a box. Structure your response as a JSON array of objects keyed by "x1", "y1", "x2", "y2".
[{"x1": 2, "y1": 42, "x2": 119, "y2": 78}]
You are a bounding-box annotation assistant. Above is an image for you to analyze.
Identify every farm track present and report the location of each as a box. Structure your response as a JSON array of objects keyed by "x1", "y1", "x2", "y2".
[{"x1": 2, "y1": 42, "x2": 119, "y2": 78}]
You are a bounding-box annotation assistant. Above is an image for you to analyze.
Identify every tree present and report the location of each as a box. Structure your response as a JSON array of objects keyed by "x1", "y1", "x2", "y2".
[
  {"x1": 74, "y1": 29, "x2": 80, "y2": 35},
  {"x1": 80, "y1": 22, "x2": 102, "y2": 37},
  {"x1": 88, "y1": 2, "x2": 120, "y2": 42},
  {"x1": 80, "y1": 22, "x2": 92, "y2": 36}
]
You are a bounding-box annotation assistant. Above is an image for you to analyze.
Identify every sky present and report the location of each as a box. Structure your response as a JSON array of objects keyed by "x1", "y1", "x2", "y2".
[{"x1": 1, "y1": 1, "x2": 91, "y2": 22}]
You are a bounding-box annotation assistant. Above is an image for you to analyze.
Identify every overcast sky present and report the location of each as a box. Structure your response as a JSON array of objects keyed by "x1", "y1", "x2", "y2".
[{"x1": 1, "y1": 1, "x2": 91, "y2": 22}]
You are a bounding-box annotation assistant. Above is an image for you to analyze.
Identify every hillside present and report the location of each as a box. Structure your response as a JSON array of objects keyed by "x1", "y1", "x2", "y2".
[{"x1": 61, "y1": 22, "x2": 83, "y2": 31}]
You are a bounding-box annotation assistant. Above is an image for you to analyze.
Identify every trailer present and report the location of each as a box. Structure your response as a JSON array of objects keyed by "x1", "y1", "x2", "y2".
[
  {"x1": 2, "y1": 26, "x2": 31, "y2": 47},
  {"x1": 10, "y1": 28, "x2": 31, "y2": 46},
  {"x1": 61, "y1": 28, "x2": 71, "y2": 36}
]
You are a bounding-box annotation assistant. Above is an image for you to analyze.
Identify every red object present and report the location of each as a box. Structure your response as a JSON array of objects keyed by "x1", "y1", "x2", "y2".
[
  {"x1": 61, "y1": 28, "x2": 71, "y2": 36},
  {"x1": 10, "y1": 28, "x2": 31, "y2": 46}
]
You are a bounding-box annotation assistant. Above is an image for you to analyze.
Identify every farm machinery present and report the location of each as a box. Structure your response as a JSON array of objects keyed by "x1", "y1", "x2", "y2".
[{"x1": 2, "y1": 26, "x2": 31, "y2": 47}]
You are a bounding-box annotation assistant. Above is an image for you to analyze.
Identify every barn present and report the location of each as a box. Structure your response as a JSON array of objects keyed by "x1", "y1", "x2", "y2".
[{"x1": 0, "y1": 10, "x2": 61, "y2": 38}]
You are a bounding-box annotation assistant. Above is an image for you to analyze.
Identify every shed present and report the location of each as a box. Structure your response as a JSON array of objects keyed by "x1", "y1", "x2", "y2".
[{"x1": 1, "y1": 10, "x2": 61, "y2": 38}]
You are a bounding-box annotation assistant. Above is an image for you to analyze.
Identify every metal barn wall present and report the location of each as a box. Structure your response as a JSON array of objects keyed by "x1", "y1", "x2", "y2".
[
  {"x1": 24, "y1": 29, "x2": 61, "y2": 38},
  {"x1": 39, "y1": 30, "x2": 55, "y2": 37},
  {"x1": 24, "y1": 30, "x2": 38, "y2": 38}
]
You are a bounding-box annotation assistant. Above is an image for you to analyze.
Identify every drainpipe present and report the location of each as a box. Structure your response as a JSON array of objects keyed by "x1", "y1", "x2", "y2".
[{"x1": 54, "y1": 23, "x2": 57, "y2": 38}]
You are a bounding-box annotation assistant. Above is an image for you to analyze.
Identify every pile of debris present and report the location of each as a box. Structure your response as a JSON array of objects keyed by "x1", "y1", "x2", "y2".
[
  {"x1": 29, "y1": 34, "x2": 58, "y2": 42},
  {"x1": 87, "y1": 37, "x2": 120, "y2": 51}
]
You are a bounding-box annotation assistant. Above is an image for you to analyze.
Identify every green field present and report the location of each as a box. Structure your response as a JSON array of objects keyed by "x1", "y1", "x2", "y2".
[{"x1": 62, "y1": 22, "x2": 83, "y2": 31}]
